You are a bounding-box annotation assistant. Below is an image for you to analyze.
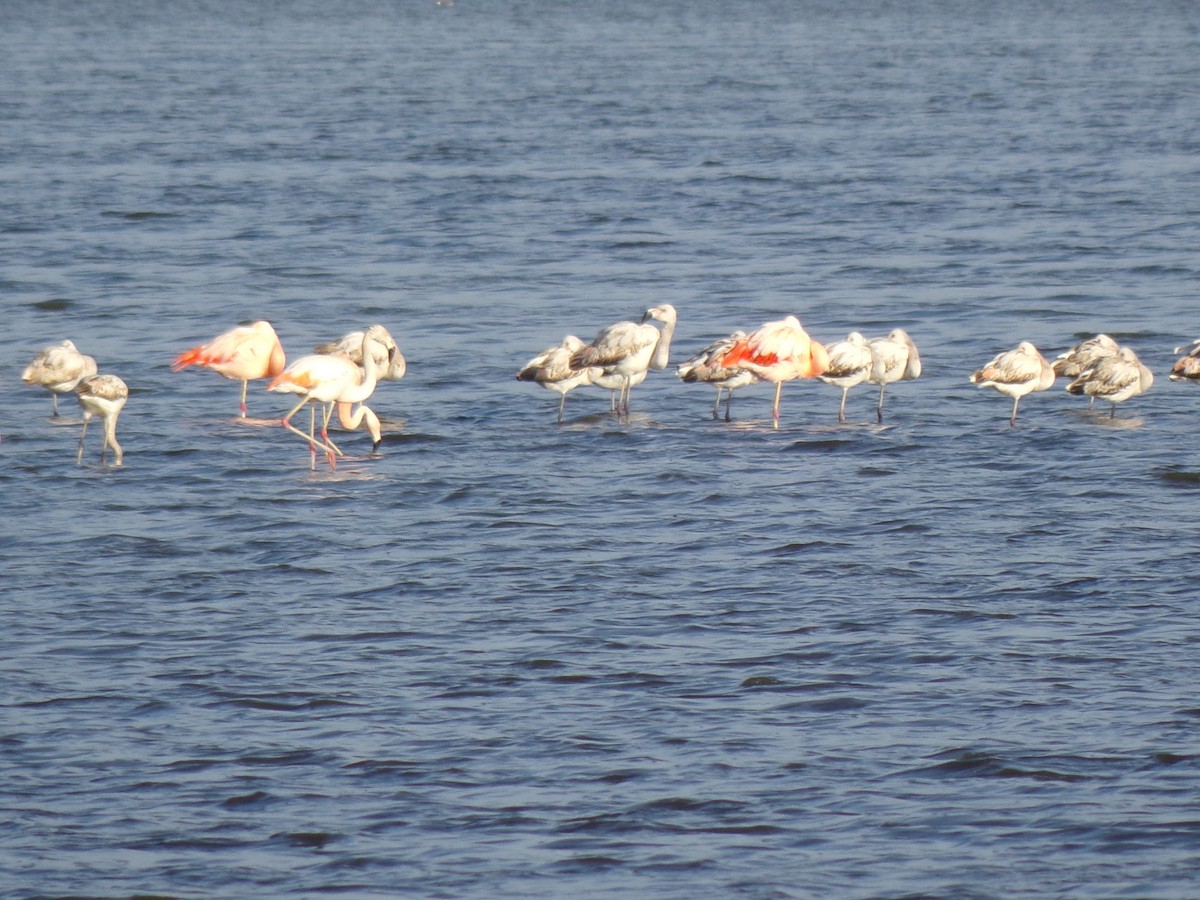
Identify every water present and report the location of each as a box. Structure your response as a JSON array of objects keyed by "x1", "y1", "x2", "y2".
[{"x1": 3, "y1": 0, "x2": 1200, "y2": 895}]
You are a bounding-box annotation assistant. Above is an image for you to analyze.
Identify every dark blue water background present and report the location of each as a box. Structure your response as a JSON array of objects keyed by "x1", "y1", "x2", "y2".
[{"x1": 4, "y1": 1, "x2": 1200, "y2": 895}]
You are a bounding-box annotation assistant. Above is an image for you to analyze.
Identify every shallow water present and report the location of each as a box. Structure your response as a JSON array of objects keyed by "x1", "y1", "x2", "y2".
[{"x1": 4, "y1": 1, "x2": 1200, "y2": 896}]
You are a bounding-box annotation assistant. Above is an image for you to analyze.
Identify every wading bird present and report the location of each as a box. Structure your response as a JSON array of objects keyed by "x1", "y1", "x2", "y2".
[
  {"x1": 21, "y1": 340, "x2": 98, "y2": 418},
  {"x1": 172, "y1": 320, "x2": 286, "y2": 418},
  {"x1": 817, "y1": 331, "x2": 874, "y2": 424},
  {"x1": 267, "y1": 324, "x2": 396, "y2": 469},
  {"x1": 315, "y1": 327, "x2": 407, "y2": 382},
  {"x1": 570, "y1": 304, "x2": 677, "y2": 418},
  {"x1": 1066, "y1": 346, "x2": 1153, "y2": 418},
  {"x1": 969, "y1": 341, "x2": 1056, "y2": 426},
  {"x1": 718, "y1": 315, "x2": 828, "y2": 429},
  {"x1": 75, "y1": 374, "x2": 129, "y2": 466},
  {"x1": 1169, "y1": 338, "x2": 1200, "y2": 383},
  {"x1": 516, "y1": 335, "x2": 599, "y2": 422},
  {"x1": 868, "y1": 329, "x2": 921, "y2": 424},
  {"x1": 676, "y1": 331, "x2": 759, "y2": 421}
]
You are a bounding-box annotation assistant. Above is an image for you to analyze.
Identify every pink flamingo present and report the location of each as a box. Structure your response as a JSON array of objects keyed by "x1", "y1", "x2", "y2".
[
  {"x1": 172, "y1": 320, "x2": 286, "y2": 418},
  {"x1": 718, "y1": 316, "x2": 829, "y2": 428},
  {"x1": 267, "y1": 325, "x2": 396, "y2": 469}
]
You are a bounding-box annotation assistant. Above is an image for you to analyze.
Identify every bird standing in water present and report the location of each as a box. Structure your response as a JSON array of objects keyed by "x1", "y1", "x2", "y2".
[
  {"x1": 718, "y1": 315, "x2": 829, "y2": 429},
  {"x1": 818, "y1": 331, "x2": 874, "y2": 424},
  {"x1": 172, "y1": 320, "x2": 286, "y2": 418},
  {"x1": 867, "y1": 329, "x2": 921, "y2": 424},
  {"x1": 516, "y1": 335, "x2": 598, "y2": 422},
  {"x1": 570, "y1": 304, "x2": 677, "y2": 418},
  {"x1": 268, "y1": 324, "x2": 396, "y2": 469},
  {"x1": 676, "y1": 330, "x2": 759, "y2": 421},
  {"x1": 969, "y1": 341, "x2": 1056, "y2": 426},
  {"x1": 75, "y1": 374, "x2": 129, "y2": 466},
  {"x1": 1066, "y1": 346, "x2": 1153, "y2": 418},
  {"x1": 22, "y1": 339, "x2": 98, "y2": 419}
]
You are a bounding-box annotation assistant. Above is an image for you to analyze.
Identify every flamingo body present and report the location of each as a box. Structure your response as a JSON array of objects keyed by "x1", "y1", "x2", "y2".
[
  {"x1": 970, "y1": 341, "x2": 1056, "y2": 426},
  {"x1": 172, "y1": 320, "x2": 286, "y2": 417},
  {"x1": 677, "y1": 331, "x2": 758, "y2": 421},
  {"x1": 1052, "y1": 334, "x2": 1119, "y2": 377},
  {"x1": 718, "y1": 315, "x2": 828, "y2": 427},
  {"x1": 1066, "y1": 346, "x2": 1153, "y2": 417},
  {"x1": 570, "y1": 304, "x2": 677, "y2": 417},
  {"x1": 1169, "y1": 338, "x2": 1200, "y2": 383},
  {"x1": 517, "y1": 335, "x2": 597, "y2": 421},
  {"x1": 75, "y1": 374, "x2": 128, "y2": 465},
  {"x1": 817, "y1": 331, "x2": 874, "y2": 423},
  {"x1": 315, "y1": 328, "x2": 407, "y2": 382},
  {"x1": 22, "y1": 340, "x2": 98, "y2": 417},
  {"x1": 867, "y1": 328, "x2": 921, "y2": 423}
]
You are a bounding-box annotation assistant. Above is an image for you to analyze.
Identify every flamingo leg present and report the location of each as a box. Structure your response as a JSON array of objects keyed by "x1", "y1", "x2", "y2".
[
  {"x1": 877, "y1": 384, "x2": 886, "y2": 423},
  {"x1": 712, "y1": 389, "x2": 722, "y2": 419},
  {"x1": 239, "y1": 379, "x2": 249, "y2": 418},
  {"x1": 558, "y1": 392, "x2": 566, "y2": 423},
  {"x1": 52, "y1": 393, "x2": 60, "y2": 418},
  {"x1": 321, "y1": 403, "x2": 340, "y2": 469},
  {"x1": 772, "y1": 382, "x2": 782, "y2": 429},
  {"x1": 1010, "y1": 396, "x2": 1020, "y2": 427},
  {"x1": 76, "y1": 415, "x2": 90, "y2": 464},
  {"x1": 839, "y1": 388, "x2": 849, "y2": 424},
  {"x1": 281, "y1": 396, "x2": 338, "y2": 458},
  {"x1": 725, "y1": 389, "x2": 734, "y2": 422}
]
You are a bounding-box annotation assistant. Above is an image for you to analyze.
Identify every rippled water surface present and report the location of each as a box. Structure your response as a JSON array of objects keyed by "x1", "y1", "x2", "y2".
[{"x1": 4, "y1": 1, "x2": 1200, "y2": 896}]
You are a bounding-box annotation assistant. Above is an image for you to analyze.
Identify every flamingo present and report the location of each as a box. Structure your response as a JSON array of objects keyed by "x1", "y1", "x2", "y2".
[
  {"x1": 172, "y1": 320, "x2": 286, "y2": 418},
  {"x1": 969, "y1": 341, "x2": 1056, "y2": 426},
  {"x1": 1052, "y1": 334, "x2": 1120, "y2": 407},
  {"x1": 718, "y1": 315, "x2": 829, "y2": 429},
  {"x1": 267, "y1": 324, "x2": 396, "y2": 469},
  {"x1": 315, "y1": 327, "x2": 407, "y2": 382},
  {"x1": 75, "y1": 374, "x2": 129, "y2": 466},
  {"x1": 569, "y1": 304, "x2": 678, "y2": 417},
  {"x1": 817, "y1": 332, "x2": 874, "y2": 424},
  {"x1": 1052, "y1": 333, "x2": 1119, "y2": 377},
  {"x1": 676, "y1": 331, "x2": 758, "y2": 421},
  {"x1": 21, "y1": 340, "x2": 98, "y2": 418},
  {"x1": 1169, "y1": 338, "x2": 1200, "y2": 383},
  {"x1": 868, "y1": 329, "x2": 921, "y2": 423},
  {"x1": 1066, "y1": 346, "x2": 1153, "y2": 418},
  {"x1": 516, "y1": 335, "x2": 598, "y2": 422}
]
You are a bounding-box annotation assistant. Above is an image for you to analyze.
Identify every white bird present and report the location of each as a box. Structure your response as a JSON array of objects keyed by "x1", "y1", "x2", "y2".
[
  {"x1": 267, "y1": 325, "x2": 396, "y2": 469},
  {"x1": 1066, "y1": 346, "x2": 1153, "y2": 418},
  {"x1": 22, "y1": 340, "x2": 98, "y2": 418},
  {"x1": 868, "y1": 329, "x2": 921, "y2": 423},
  {"x1": 1169, "y1": 338, "x2": 1200, "y2": 383},
  {"x1": 75, "y1": 374, "x2": 129, "y2": 466},
  {"x1": 817, "y1": 332, "x2": 874, "y2": 423},
  {"x1": 676, "y1": 331, "x2": 759, "y2": 421},
  {"x1": 516, "y1": 335, "x2": 598, "y2": 422},
  {"x1": 570, "y1": 304, "x2": 678, "y2": 417},
  {"x1": 1052, "y1": 333, "x2": 1120, "y2": 407},
  {"x1": 969, "y1": 341, "x2": 1056, "y2": 426},
  {"x1": 314, "y1": 328, "x2": 407, "y2": 382},
  {"x1": 1052, "y1": 333, "x2": 1120, "y2": 377},
  {"x1": 717, "y1": 316, "x2": 829, "y2": 429}
]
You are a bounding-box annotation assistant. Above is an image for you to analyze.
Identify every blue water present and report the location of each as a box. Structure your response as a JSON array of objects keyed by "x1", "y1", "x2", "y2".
[{"x1": 4, "y1": 1, "x2": 1200, "y2": 896}]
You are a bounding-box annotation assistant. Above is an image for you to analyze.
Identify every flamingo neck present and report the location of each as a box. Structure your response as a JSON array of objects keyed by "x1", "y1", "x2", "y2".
[{"x1": 649, "y1": 316, "x2": 676, "y2": 371}]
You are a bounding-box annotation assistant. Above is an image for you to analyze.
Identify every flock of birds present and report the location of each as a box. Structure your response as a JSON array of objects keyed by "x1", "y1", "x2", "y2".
[
  {"x1": 518, "y1": 305, "x2": 1167, "y2": 429},
  {"x1": 14, "y1": 307, "x2": 1192, "y2": 469}
]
